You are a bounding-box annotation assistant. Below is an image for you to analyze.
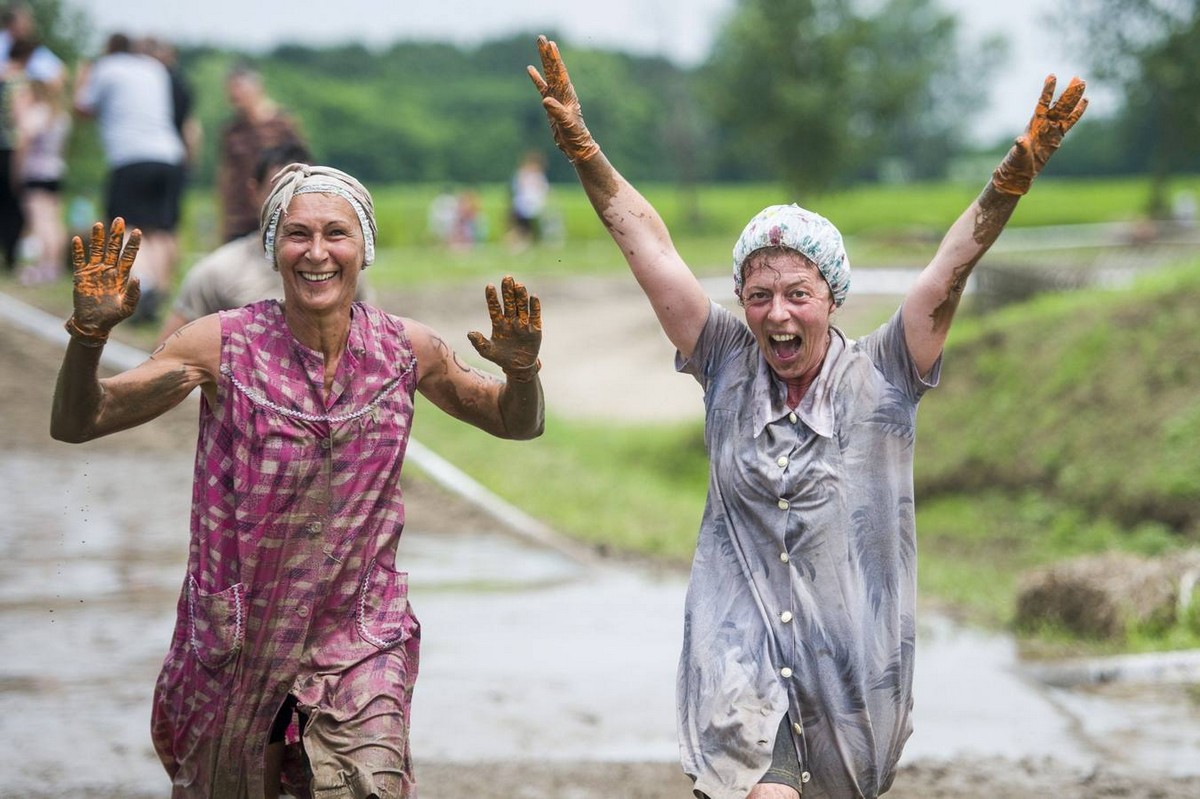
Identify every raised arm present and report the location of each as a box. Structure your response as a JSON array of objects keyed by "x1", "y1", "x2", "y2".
[
  {"x1": 51, "y1": 219, "x2": 219, "y2": 443},
  {"x1": 411, "y1": 275, "x2": 544, "y2": 440},
  {"x1": 528, "y1": 35, "x2": 710, "y2": 358},
  {"x1": 902, "y1": 75, "x2": 1087, "y2": 375}
]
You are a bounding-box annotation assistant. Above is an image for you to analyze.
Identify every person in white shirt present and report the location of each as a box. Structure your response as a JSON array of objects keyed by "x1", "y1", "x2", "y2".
[{"x1": 74, "y1": 32, "x2": 186, "y2": 324}]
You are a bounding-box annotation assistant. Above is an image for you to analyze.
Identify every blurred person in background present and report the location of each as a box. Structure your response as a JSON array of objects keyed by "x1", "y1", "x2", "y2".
[
  {"x1": 15, "y1": 71, "x2": 70, "y2": 284},
  {"x1": 530, "y1": 35, "x2": 1086, "y2": 799},
  {"x1": 0, "y1": 34, "x2": 31, "y2": 273},
  {"x1": 51, "y1": 163, "x2": 545, "y2": 798},
  {"x1": 218, "y1": 63, "x2": 306, "y2": 242},
  {"x1": 156, "y1": 143, "x2": 375, "y2": 345},
  {"x1": 507, "y1": 148, "x2": 548, "y2": 251},
  {"x1": 142, "y1": 36, "x2": 202, "y2": 172},
  {"x1": 74, "y1": 32, "x2": 186, "y2": 323},
  {"x1": 0, "y1": 2, "x2": 63, "y2": 87}
]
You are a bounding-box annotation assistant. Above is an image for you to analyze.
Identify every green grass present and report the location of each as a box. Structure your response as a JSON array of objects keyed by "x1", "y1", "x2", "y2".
[
  {"x1": 918, "y1": 258, "x2": 1200, "y2": 533},
  {"x1": 160, "y1": 173, "x2": 1200, "y2": 291},
  {"x1": 408, "y1": 404, "x2": 708, "y2": 562},
  {"x1": 916, "y1": 491, "x2": 1182, "y2": 626}
]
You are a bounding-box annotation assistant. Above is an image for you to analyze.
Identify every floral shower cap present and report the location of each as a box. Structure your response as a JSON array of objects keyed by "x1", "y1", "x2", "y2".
[
  {"x1": 261, "y1": 163, "x2": 378, "y2": 267},
  {"x1": 732, "y1": 203, "x2": 850, "y2": 306}
]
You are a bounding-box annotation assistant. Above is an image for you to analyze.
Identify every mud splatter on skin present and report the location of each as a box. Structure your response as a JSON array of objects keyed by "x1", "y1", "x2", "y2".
[
  {"x1": 578, "y1": 155, "x2": 622, "y2": 208},
  {"x1": 973, "y1": 185, "x2": 1018, "y2": 246},
  {"x1": 929, "y1": 77, "x2": 1086, "y2": 333},
  {"x1": 427, "y1": 331, "x2": 539, "y2": 439},
  {"x1": 928, "y1": 185, "x2": 1018, "y2": 334},
  {"x1": 111, "y1": 368, "x2": 199, "y2": 416}
]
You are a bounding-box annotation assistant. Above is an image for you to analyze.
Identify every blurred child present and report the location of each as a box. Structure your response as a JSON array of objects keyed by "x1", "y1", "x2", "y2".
[{"x1": 16, "y1": 75, "x2": 69, "y2": 284}]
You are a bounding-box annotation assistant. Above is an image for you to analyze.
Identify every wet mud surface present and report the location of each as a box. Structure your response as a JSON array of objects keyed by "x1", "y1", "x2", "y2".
[{"x1": 3, "y1": 286, "x2": 1200, "y2": 798}]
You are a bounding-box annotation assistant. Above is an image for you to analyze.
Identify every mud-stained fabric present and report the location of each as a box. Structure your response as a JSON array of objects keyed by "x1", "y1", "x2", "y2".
[
  {"x1": 675, "y1": 302, "x2": 940, "y2": 799},
  {"x1": 150, "y1": 300, "x2": 421, "y2": 799}
]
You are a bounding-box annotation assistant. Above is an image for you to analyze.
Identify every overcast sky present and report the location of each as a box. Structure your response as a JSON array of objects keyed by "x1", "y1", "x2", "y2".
[{"x1": 64, "y1": 0, "x2": 1108, "y2": 144}]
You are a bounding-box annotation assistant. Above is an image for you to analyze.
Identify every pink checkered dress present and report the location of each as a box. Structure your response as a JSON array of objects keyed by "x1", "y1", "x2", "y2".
[{"x1": 151, "y1": 300, "x2": 421, "y2": 798}]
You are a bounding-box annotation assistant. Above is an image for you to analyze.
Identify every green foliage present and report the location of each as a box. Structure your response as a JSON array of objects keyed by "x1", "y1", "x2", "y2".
[
  {"x1": 169, "y1": 35, "x2": 697, "y2": 190},
  {"x1": 57, "y1": 15, "x2": 1016, "y2": 197},
  {"x1": 1063, "y1": 0, "x2": 1200, "y2": 209},
  {"x1": 702, "y1": 0, "x2": 989, "y2": 192},
  {"x1": 25, "y1": 0, "x2": 89, "y2": 64}
]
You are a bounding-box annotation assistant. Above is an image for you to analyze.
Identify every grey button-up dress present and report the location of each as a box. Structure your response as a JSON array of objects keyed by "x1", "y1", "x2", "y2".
[{"x1": 675, "y1": 302, "x2": 940, "y2": 799}]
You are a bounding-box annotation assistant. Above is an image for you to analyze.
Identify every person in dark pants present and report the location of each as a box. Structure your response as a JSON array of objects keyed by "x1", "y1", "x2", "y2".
[
  {"x1": 73, "y1": 32, "x2": 186, "y2": 322},
  {"x1": 0, "y1": 35, "x2": 33, "y2": 272}
]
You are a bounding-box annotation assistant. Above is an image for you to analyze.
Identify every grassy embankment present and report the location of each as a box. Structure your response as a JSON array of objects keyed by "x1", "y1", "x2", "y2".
[{"x1": 14, "y1": 175, "x2": 1200, "y2": 651}]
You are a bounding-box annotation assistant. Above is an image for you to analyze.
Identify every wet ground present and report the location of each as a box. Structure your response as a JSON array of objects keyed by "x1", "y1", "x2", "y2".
[{"x1": 3, "y1": 284, "x2": 1200, "y2": 798}]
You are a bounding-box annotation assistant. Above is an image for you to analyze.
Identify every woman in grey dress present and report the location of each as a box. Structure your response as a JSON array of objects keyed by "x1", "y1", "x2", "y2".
[{"x1": 528, "y1": 35, "x2": 1086, "y2": 799}]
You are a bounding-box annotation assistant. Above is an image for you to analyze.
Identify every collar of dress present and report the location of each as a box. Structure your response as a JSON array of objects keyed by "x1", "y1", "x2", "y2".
[{"x1": 750, "y1": 326, "x2": 846, "y2": 439}]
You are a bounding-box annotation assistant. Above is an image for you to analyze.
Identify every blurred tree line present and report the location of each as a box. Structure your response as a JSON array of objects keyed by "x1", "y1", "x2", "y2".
[
  {"x1": 1058, "y1": 0, "x2": 1200, "y2": 213},
  {"x1": 20, "y1": 0, "x2": 1200, "y2": 207}
]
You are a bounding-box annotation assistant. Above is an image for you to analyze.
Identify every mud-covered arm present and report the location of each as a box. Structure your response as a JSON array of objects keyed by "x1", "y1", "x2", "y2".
[
  {"x1": 51, "y1": 220, "x2": 219, "y2": 442},
  {"x1": 412, "y1": 276, "x2": 544, "y2": 440},
  {"x1": 528, "y1": 35, "x2": 709, "y2": 359},
  {"x1": 902, "y1": 75, "x2": 1088, "y2": 376}
]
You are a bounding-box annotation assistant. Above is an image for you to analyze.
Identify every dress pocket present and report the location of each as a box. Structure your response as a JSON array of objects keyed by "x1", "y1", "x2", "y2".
[
  {"x1": 356, "y1": 558, "x2": 418, "y2": 650},
  {"x1": 187, "y1": 577, "x2": 246, "y2": 669}
]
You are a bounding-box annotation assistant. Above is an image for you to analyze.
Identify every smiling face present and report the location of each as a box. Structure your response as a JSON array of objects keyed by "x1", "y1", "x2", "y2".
[
  {"x1": 274, "y1": 192, "x2": 364, "y2": 317},
  {"x1": 739, "y1": 247, "x2": 836, "y2": 383}
]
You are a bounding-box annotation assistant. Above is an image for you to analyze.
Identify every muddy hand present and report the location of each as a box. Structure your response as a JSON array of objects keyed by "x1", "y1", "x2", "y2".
[
  {"x1": 527, "y1": 35, "x2": 600, "y2": 164},
  {"x1": 467, "y1": 276, "x2": 543, "y2": 383},
  {"x1": 65, "y1": 218, "x2": 142, "y2": 346},
  {"x1": 992, "y1": 75, "x2": 1088, "y2": 196}
]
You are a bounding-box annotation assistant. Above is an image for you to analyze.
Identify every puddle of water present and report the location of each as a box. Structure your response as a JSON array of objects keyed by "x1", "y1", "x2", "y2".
[
  {"x1": 407, "y1": 551, "x2": 685, "y2": 762},
  {"x1": 1044, "y1": 682, "x2": 1200, "y2": 777},
  {"x1": 906, "y1": 615, "x2": 1095, "y2": 766}
]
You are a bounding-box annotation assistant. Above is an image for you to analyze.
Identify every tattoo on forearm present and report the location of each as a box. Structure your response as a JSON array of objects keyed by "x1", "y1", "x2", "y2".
[{"x1": 431, "y1": 335, "x2": 472, "y2": 375}]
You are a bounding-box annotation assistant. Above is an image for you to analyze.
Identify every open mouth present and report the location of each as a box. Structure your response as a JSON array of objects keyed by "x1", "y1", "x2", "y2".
[
  {"x1": 299, "y1": 271, "x2": 337, "y2": 283},
  {"x1": 769, "y1": 333, "x2": 802, "y2": 360}
]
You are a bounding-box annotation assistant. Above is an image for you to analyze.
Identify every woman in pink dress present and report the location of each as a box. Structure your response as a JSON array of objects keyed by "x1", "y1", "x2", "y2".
[{"x1": 50, "y1": 164, "x2": 545, "y2": 798}]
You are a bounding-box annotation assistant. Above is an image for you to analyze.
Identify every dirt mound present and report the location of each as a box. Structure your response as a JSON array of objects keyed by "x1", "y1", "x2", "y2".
[{"x1": 1016, "y1": 550, "x2": 1200, "y2": 638}]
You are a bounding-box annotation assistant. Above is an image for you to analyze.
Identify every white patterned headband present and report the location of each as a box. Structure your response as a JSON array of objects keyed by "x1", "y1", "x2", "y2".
[
  {"x1": 732, "y1": 203, "x2": 850, "y2": 307},
  {"x1": 261, "y1": 164, "x2": 377, "y2": 267}
]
